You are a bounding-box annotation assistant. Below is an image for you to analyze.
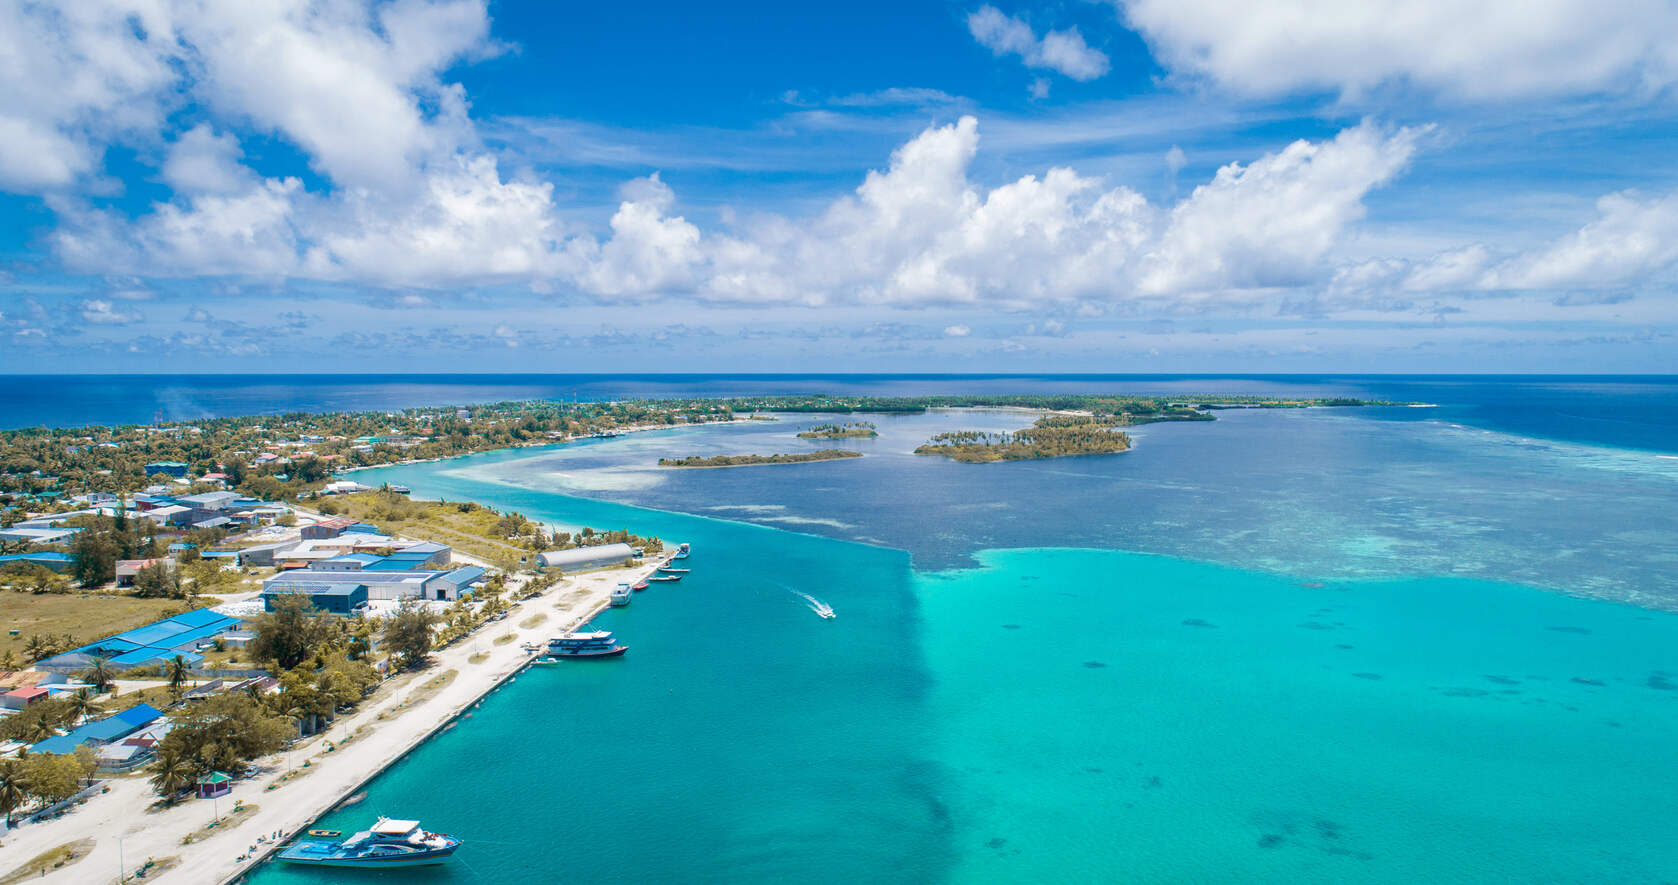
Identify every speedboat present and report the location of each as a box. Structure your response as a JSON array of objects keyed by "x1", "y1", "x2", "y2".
[
  {"x1": 658, "y1": 566, "x2": 689, "y2": 574},
  {"x1": 546, "y1": 630, "x2": 628, "y2": 658},
  {"x1": 631, "y1": 580, "x2": 649, "y2": 591},
  {"x1": 278, "y1": 818, "x2": 460, "y2": 868},
  {"x1": 672, "y1": 543, "x2": 690, "y2": 560},
  {"x1": 646, "y1": 574, "x2": 681, "y2": 583}
]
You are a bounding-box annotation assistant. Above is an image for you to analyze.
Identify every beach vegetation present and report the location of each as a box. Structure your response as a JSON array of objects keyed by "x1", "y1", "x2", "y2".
[
  {"x1": 149, "y1": 693, "x2": 292, "y2": 793},
  {"x1": 658, "y1": 449, "x2": 863, "y2": 468},
  {"x1": 796, "y1": 422, "x2": 878, "y2": 439},
  {"x1": 915, "y1": 414, "x2": 1134, "y2": 462},
  {"x1": 382, "y1": 604, "x2": 441, "y2": 670},
  {"x1": 247, "y1": 594, "x2": 337, "y2": 671}
]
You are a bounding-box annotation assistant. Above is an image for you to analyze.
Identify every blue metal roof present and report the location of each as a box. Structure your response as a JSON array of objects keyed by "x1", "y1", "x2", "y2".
[
  {"x1": 0, "y1": 552, "x2": 72, "y2": 563},
  {"x1": 32, "y1": 703, "x2": 163, "y2": 754}
]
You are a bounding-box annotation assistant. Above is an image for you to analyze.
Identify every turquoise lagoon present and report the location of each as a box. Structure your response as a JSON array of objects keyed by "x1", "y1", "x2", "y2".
[{"x1": 248, "y1": 424, "x2": 1678, "y2": 884}]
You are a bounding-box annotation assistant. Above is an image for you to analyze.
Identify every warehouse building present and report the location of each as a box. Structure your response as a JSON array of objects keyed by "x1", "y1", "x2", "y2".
[{"x1": 536, "y1": 543, "x2": 639, "y2": 572}]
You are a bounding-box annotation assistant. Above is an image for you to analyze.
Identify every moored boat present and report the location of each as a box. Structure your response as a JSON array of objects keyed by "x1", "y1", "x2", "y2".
[
  {"x1": 610, "y1": 584, "x2": 633, "y2": 607},
  {"x1": 631, "y1": 580, "x2": 649, "y2": 591},
  {"x1": 658, "y1": 566, "x2": 689, "y2": 574},
  {"x1": 547, "y1": 629, "x2": 628, "y2": 658},
  {"x1": 278, "y1": 818, "x2": 460, "y2": 868},
  {"x1": 646, "y1": 574, "x2": 681, "y2": 582},
  {"x1": 672, "y1": 542, "x2": 690, "y2": 560}
]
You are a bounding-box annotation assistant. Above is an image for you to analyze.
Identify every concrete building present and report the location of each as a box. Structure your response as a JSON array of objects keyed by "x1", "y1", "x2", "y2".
[
  {"x1": 178, "y1": 491, "x2": 239, "y2": 510},
  {"x1": 536, "y1": 543, "x2": 639, "y2": 572},
  {"x1": 263, "y1": 565, "x2": 484, "y2": 603},
  {"x1": 261, "y1": 582, "x2": 369, "y2": 614}
]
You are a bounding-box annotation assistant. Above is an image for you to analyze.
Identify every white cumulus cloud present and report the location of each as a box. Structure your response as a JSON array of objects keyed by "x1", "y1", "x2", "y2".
[
  {"x1": 1115, "y1": 0, "x2": 1678, "y2": 100},
  {"x1": 968, "y1": 6, "x2": 1110, "y2": 81}
]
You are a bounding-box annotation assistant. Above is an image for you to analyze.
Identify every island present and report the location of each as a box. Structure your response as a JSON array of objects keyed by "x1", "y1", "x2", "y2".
[
  {"x1": 658, "y1": 449, "x2": 864, "y2": 468},
  {"x1": 916, "y1": 414, "x2": 1134, "y2": 462},
  {"x1": 796, "y1": 422, "x2": 878, "y2": 439}
]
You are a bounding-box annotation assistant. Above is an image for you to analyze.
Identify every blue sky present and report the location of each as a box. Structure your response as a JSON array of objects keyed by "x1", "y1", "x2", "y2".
[{"x1": 2, "y1": 0, "x2": 1677, "y2": 372}]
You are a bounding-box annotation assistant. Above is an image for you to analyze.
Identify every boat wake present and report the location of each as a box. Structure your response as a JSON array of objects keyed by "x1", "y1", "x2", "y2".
[{"x1": 791, "y1": 590, "x2": 836, "y2": 619}]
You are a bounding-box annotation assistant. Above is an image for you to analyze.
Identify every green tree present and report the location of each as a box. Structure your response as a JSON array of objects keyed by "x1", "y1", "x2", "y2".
[
  {"x1": 132, "y1": 561, "x2": 183, "y2": 599},
  {"x1": 67, "y1": 689, "x2": 97, "y2": 726},
  {"x1": 69, "y1": 529, "x2": 121, "y2": 587},
  {"x1": 167, "y1": 655, "x2": 189, "y2": 702},
  {"x1": 148, "y1": 747, "x2": 192, "y2": 804},
  {"x1": 247, "y1": 594, "x2": 336, "y2": 670},
  {"x1": 0, "y1": 759, "x2": 25, "y2": 825},
  {"x1": 381, "y1": 605, "x2": 440, "y2": 670},
  {"x1": 81, "y1": 656, "x2": 113, "y2": 693}
]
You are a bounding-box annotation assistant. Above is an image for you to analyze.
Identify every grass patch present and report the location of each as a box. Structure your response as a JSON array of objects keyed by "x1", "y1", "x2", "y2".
[
  {"x1": 0, "y1": 838, "x2": 95, "y2": 885},
  {"x1": 321, "y1": 492, "x2": 537, "y2": 571},
  {"x1": 493, "y1": 633, "x2": 515, "y2": 646},
  {"x1": 468, "y1": 652, "x2": 488, "y2": 664},
  {"x1": 181, "y1": 801, "x2": 259, "y2": 845},
  {"x1": 130, "y1": 854, "x2": 179, "y2": 879},
  {"x1": 394, "y1": 668, "x2": 458, "y2": 711},
  {"x1": 0, "y1": 591, "x2": 208, "y2": 662},
  {"x1": 558, "y1": 589, "x2": 590, "y2": 606},
  {"x1": 518, "y1": 613, "x2": 547, "y2": 629}
]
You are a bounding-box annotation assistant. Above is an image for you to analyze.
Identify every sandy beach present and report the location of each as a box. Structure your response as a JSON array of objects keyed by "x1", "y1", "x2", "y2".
[{"x1": 0, "y1": 559, "x2": 666, "y2": 885}]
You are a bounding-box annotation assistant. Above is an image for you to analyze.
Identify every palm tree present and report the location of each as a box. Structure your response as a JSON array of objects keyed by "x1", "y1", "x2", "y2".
[
  {"x1": 23, "y1": 635, "x2": 45, "y2": 662},
  {"x1": 0, "y1": 760, "x2": 25, "y2": 826},
  {"x1": 81, "y1": 656, "x2": 112, "y2": 693},
  {"x1": 167, "y1": 655, "x2": 189, "y2": 702},
  {"x1": 0, "y1": 649, "x2": 18, "y2": 671},
  {"x1": 68, "y1": 689, "x2": 98, "y2": 726},
  {"x1": 148, "y1": 748, "x2": 191, "y2": 804}
]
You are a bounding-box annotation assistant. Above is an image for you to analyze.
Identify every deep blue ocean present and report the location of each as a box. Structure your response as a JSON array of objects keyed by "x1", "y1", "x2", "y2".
[{"x1": 24, "y1": 375, "x2": 1668, "y2": 883}]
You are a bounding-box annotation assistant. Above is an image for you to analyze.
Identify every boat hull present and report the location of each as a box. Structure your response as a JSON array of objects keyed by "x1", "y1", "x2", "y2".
[
  {"x1": 278, "y1": 845, "x2": 459, "y2": 868},
  {"x1": 545, "y1": 646, "x2": 628, "y2": 659}
]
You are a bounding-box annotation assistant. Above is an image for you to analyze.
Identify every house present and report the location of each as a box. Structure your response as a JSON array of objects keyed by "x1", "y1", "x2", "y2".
[
  {"x1": 31, "y1": 703, "x2": 164, "y2": 755},
  {"x1": 114, "y1": 558, "x2": 167, "y2": 586},
  {"x1": 301, "y1": 517, "x2": 356, "y2": 540},
  {"x1": 0, "y1": 686, "x2": 48, "y2": 710}
]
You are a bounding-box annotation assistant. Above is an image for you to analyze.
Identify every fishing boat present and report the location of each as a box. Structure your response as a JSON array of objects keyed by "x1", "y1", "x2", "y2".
[
  {"x1": 658, "y1": 566, "x2": 690, "y2": 574},
  {"x1": 610, "y1": 584, "x2": 633, "y2": 607},
  {"x1": 631, "y1": 580, "x2": 649, "y2": 591},
  {"x1": 278, "y1": 817, "x2": 460, "y2": 868},
  {"x1": 546, "y1": 630, "x2": 628, "y2": 658},
  {"x1": 672, "y1": 542, "x2": 690, "y2": 560},
  {"x1": 646, "y1": 574, "x2": 681, "y2": 583}
]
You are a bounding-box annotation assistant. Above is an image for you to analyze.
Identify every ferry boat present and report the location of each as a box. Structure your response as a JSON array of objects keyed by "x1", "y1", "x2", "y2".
[
  {"x1": 646, "y1": 574, "x2": 681, "y2": 583},
  {"x1": 631, "y1": 580, "x2": 649, "y2": 591},
  {"x1": 610, "y1": 584, "x2": 633, "y2": 607},
  {"x1": 672, "y1": 542, "x2": 690, "y2": 560},
  {"x1": 546, "y1": 630, "x2": 628, "y2": 658},
  {"x1": 278, "y1": 817, "x2": 460, "y2": 868}
]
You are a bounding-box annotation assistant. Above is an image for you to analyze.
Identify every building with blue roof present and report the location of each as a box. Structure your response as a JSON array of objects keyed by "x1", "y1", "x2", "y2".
[
  {"x1": 35, "y1": 610, "x2": 243, "y2": 673},
  {"x1": 263, "y1": 564, "x2": 484, "y2": 603},
  {"x1": 262, "y1": 583, "x2": 369, "y2": 614},
  {"x1": 0, "y1": 551, "x2": 74, "y2": 573},
  {"x1": 32, "y1": 703, "x2": 164, "y2": 754}
]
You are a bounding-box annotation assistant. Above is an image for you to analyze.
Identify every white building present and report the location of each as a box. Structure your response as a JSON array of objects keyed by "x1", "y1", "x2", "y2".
[{"x1": 536, "y1": 543, "x2": 639, "y2": 572}]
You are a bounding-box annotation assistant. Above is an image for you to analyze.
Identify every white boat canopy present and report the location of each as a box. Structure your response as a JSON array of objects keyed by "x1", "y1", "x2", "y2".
[{"x1": 373, "y1": 819, "x2": 421, "y2": 835}]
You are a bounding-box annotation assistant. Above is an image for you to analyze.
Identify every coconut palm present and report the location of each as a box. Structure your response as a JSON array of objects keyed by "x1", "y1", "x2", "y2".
[
  {"x1": 22, "y1": 635, "x2": 46, "y2": 662},
  {"x1": 81, "y1": 656, "x2": 112, "y2": 693},
  {"x1": 148, "y1": 748, "x2": 191, "y2": 803},
  {"x1": 67, "y1": 689, "x2": 98, "y2": 726},
  {"x1": 167, "y1": 655, "x2": 189, "y2": 702},
  {"x1": 0, "y1": 760, "x2": 25, "y2": 826}
]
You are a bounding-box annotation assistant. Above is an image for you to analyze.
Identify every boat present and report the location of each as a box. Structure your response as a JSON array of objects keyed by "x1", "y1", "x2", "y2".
[
  {"x1": 672, "y1": 542, "x2": 690, "y2": 560},
  {"x1": 610, "y1": 584, "x2": 633, "y2": 607},
  {"x1": 658, "y1": 567, "x2": 689, "y2": 574},
  {"x1": 278, "y1": 817, "x2": 461, "y2": 868},
  {"x1": 307, "y1": 830, "x2": 341, "y2": 838},
  {"x1": 631, "y1": 580, "x2": 649, "y2": 591},
  {"x1": 546, "y1": 630, "x2": 628, "y2": 658},
  {"x1": 646, "y1": 574, "x2": 681, "y2": 583}
]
